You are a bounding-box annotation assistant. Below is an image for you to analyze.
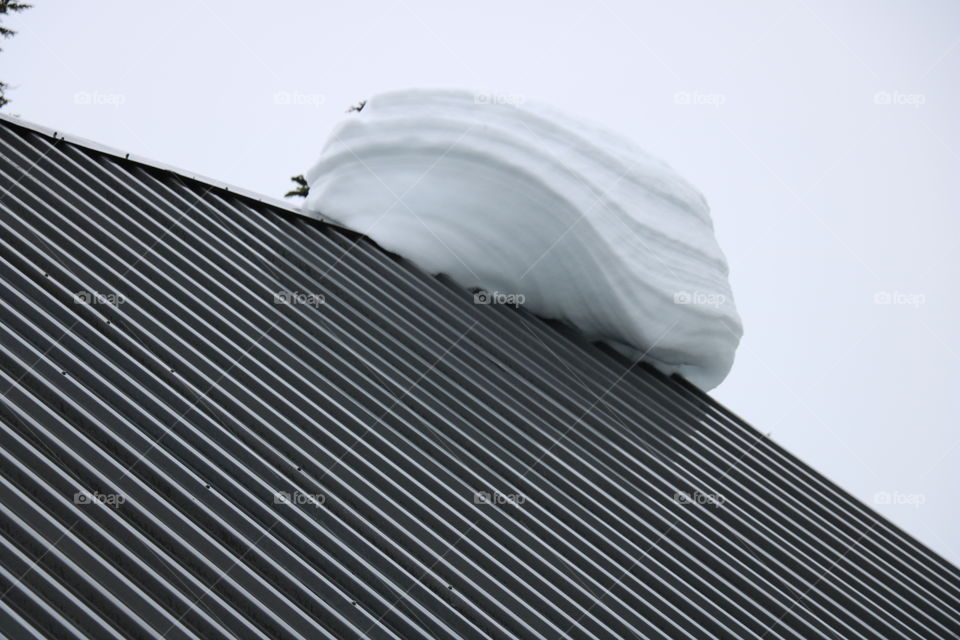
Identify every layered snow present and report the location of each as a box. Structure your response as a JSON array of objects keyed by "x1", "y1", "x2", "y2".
[{"x1": 302, "y1": 89, "x2": 742, "y2": 389}]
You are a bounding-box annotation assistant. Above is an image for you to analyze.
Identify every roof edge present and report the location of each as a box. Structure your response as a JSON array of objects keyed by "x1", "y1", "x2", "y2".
[{"x1": 0, "y1": 111, "x2": 342, "y2": 229}]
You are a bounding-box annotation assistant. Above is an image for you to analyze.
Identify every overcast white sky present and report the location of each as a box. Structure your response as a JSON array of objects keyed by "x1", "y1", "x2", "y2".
[{"x1": 3, "y1": 0, "x2": 958, "y2": 565}]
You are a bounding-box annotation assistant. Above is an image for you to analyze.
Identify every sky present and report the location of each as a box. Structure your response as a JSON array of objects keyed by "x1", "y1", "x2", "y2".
[{"x1": 2, "y1": 0, "x2": 958, "y2": 566}]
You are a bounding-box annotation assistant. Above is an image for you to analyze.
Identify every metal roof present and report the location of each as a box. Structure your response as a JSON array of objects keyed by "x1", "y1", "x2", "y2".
[{"x1": 1, "y1": 113, "x2": 958, "y2": 639}]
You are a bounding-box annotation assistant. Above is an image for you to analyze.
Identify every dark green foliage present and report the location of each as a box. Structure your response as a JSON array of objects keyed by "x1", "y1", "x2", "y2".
[
  {"x1": 285, "y1": 174, "x2": 309, "y2": 198},
  {"x1": 0, "y1": 1, "x2": 31, "y2": 109},
  {"x1": 284, "y1": 100, "x2": 365, "y2": 198}
]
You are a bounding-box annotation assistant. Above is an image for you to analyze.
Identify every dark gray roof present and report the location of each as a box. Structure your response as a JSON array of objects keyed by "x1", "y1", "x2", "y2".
[{"x1": 1, "y1": 114, "x2": 958, "y2": 640}]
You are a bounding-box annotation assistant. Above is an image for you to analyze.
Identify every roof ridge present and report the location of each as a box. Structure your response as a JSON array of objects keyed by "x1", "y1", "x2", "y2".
[{"x1": 0, "y1": 111, "x2": 335, "y2": 227}]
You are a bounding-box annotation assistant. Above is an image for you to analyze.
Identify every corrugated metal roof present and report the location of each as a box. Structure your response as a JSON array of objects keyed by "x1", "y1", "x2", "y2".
[{"x1": 1, "y1": 113, "x2": 958, "y2": 639}]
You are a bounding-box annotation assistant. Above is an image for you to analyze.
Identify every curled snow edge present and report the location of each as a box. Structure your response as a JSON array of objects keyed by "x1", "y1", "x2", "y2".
[{"x1": 302, "y1": 89, "x2": 742, "y2": 390}]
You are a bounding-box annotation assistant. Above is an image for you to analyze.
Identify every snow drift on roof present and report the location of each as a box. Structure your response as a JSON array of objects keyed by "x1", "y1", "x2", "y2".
[{"x1": 302, "y1": 89, "x2": 742, "y2": 389}]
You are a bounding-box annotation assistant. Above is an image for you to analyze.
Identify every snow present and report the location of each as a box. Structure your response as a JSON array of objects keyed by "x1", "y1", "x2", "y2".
[{"x1": 301, "y1": 89, "x2": 742, "y2": 389}]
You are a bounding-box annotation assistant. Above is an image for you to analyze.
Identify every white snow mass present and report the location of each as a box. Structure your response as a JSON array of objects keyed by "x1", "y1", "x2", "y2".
[{"x1": 302, "y1": 89, "x2": 742, "y2": 389}]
